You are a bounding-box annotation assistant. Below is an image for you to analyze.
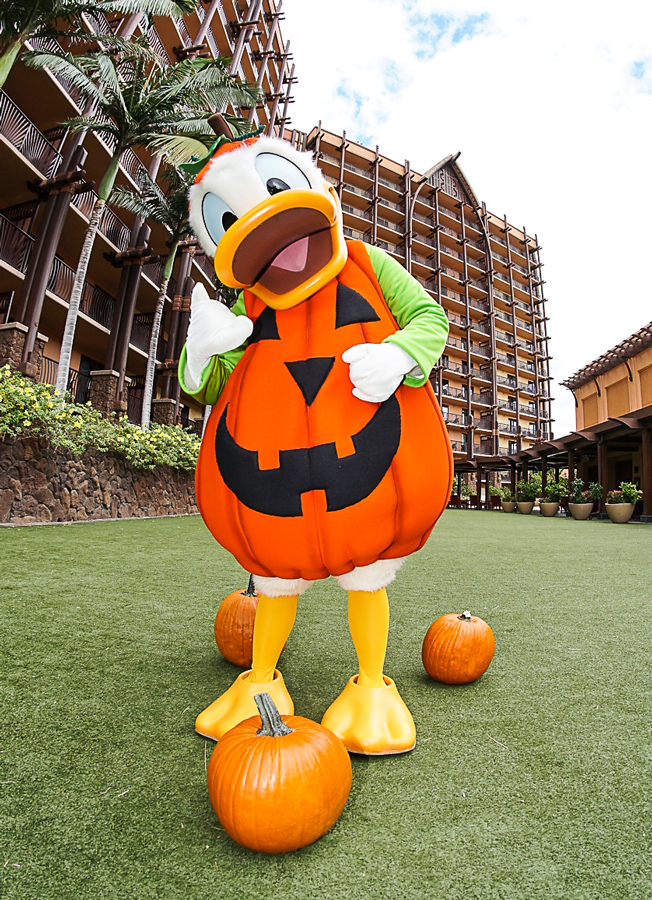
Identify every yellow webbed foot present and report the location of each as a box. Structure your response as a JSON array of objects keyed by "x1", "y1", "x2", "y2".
[
  {"x1": 195, "y1": 669, "x2": 293, "y2": 741},
  {"x1": 321, "y1": 675, "x2": 416, "y2": 756}
]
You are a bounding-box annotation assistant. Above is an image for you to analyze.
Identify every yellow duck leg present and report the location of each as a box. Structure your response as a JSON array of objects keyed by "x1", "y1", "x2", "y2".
[
  {"x1": 195, "y1": 593, "x2": 297, "y2": 741},
  {"x1": 321, "y1": 588, "x2": 416, "y2": 755}
]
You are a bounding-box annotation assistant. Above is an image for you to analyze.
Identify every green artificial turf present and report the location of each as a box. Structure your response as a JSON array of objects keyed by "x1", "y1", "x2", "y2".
[{"x1": 1, "y1": 511, "x2": 651, "y2": 899}]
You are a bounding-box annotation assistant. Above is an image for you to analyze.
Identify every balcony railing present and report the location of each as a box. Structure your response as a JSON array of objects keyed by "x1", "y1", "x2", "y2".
[
  {"x1": 80, "y1": 283, "x2": 116, "y2": 330},
  {"x1": 0, "y1": 291, "x2": 14, "y2": 323},
  {"x1": 38, "y1": 357, "x2": 91, "y2": 403},
  {"x1": 147, "y1": 25, "x2": 171, "y2": 64},
  {"x1": 193, "y1": 252, "x2": 217, "y2": 285},
  {"x1": 0, "y1": 90, "x2": 62, "y2": 177},
  {"x1": 0, "y1": 213, "x2": 32, "y2": 273},
  {"x1": 130, "y1": 313, "x2": 153, "y2": 352}
]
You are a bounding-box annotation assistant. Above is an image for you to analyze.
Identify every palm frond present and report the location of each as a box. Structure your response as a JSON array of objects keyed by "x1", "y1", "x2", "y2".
[
  {"x1": 21, "y1": 48, "x2": 104, "y2": 103},
  {"x1": 145, "y1": 133, "x2": 216, "y2": 166},
  {"x1": 97, "y1": 0, "x2": 196, "y2": 15}
]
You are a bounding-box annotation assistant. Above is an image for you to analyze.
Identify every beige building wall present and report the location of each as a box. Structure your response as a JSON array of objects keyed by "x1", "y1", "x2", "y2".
[{"x1": 574, "y1": 344, "x2": 652, "y2": 429}]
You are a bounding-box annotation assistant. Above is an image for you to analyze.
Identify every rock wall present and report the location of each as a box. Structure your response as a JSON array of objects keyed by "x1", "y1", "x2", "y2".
[{"x1": 0, "y1": 436, "x2": 197, "y2": 524}]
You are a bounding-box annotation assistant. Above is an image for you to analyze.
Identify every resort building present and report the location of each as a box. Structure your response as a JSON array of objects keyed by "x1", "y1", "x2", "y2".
[
  {"x1": 0, "y1": 0, "x2": 294, "y2": 427},
  {"x1": 294, "y1": 126, "x2": 553, "y2": 478},
  {"x1": 0, "y1": 0, "x2": 553, "y2": 480},
  {"x1": 556, "y1": 322, "x2": 652, "y2": 518}
]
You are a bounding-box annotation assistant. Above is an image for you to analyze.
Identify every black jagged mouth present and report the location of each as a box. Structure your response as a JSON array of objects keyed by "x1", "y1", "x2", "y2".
[{"x1": 214, "y1": 396, "x2": 401, "y2": 517}]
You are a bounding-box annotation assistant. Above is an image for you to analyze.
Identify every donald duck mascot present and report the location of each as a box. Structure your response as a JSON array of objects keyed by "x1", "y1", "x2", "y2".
[{"x1": 179, "y1": 116, "x2": 452, "y2": 755}]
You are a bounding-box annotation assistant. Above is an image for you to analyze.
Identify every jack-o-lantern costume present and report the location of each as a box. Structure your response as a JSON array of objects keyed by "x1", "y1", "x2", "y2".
[{"x1": 179, "y1": 118, "x2": 452, "y2": 755}]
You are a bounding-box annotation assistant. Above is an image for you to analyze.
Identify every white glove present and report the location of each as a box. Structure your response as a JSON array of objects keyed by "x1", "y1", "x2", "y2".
[
  {"x1": 184, "y1": 283, "x2": 253, "y2": 390},
  {"x1": 342, "y1": 342, "x2": 421, "y2": 403}
]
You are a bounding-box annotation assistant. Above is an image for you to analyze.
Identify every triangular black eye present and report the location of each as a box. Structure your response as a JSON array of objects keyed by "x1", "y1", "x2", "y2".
[
  {"x1": 249, "y1": 306, "x2": 280, "y2": 343},
  {"x1": 285, "y1": 357, "x2": 335, "y2": 406},
  {"x1": 335, "y1": 284, "x2": 381, "y2": 328}
]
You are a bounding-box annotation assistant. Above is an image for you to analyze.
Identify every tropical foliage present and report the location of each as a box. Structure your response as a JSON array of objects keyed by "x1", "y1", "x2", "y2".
[
  {"x1": 111, "y1": 167, "x2": 194, "y2": 428},
  {"x1": 543, "y1": 476, "x2": 568, "y2": 503},
  {"x1": 516, "y1": 473, "x2": 542, "y2": 502},
  {"x1": 0, "y1": 0, "x2": 196, "y2": 88},
  {"x1": 569, "y1": 478, "x2": 603, "y2": 504},
  {"x1": 22, "y1": 37, "x2": 258, "y2": 397},
  {"x1": 0, "y1": 365, "x2": 199, "y2": 470},
  {"x1": 606, "y1": 483, "x2": 643, "y2": 505}
]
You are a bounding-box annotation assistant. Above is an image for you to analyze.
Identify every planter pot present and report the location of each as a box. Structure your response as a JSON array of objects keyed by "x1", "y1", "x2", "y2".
[
  {"x1": 605, "y1": 502, "x2": 635, "y2": 524},
  {"x1": 516, "y1": 501, "x2": 534, "y2": 515},
  {"x1": 568, "y1": 502, "x2": 593, "y2": 521},
  {"x1": 539, "y1": 501, "x2": 559, "y2": 517},
  {"x1": 501, "y1": 501, "x2": 517, "y2": 513}
]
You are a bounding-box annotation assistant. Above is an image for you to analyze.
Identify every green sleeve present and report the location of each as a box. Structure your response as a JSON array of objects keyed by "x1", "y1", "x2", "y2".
[
  {"x1": 365, "y1": 244, "x2": 449, "y2": 388},
  {"x1": 177, "y1": 292, "x2": 247, "y2": 406}
]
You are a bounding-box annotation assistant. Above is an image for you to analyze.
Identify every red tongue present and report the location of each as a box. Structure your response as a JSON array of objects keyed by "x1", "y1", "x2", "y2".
[{"x1": 269, "y1": 236, "x2": 309, "y2": 272}]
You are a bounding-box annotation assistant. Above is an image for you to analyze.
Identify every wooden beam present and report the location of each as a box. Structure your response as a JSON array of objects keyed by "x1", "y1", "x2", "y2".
[{"x1": 641, "y1": 428, "x2": 652, "y2": 518}]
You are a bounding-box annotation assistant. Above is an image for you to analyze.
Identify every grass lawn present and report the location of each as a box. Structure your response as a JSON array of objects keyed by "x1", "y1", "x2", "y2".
[{"x1": 1, "y1": 510, "x2": 651, "y2": 899}]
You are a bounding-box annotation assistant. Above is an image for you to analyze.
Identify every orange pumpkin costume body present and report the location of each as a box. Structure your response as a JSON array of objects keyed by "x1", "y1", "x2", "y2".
[{"x1": 195, "y1": 241, "x2": 453, "y2": 581}]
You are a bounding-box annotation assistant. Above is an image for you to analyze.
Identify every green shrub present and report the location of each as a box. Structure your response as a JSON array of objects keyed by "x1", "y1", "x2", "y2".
[
  {"x1": 0, "y1": 365, "x2": 199, "y2": 471},
  {"x1": 606, "y1": 482, "x2": 643, "y2": 504},
  {"x1": 544, "y1": 476, "x2": 568, "y2": 502},
  {"x1": 516, "y1": 475, "x2": 540, "y2": 502}
]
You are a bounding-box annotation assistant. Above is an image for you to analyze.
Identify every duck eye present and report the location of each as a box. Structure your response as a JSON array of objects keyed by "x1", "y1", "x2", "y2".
[
  {"x1": 266, "y1": 177, "x2": 291, "y2": 195},
  {"x1": 255, "y1": 152, "x2": 311, "y2": 194},
  {"x1": 222, "y1": 210, "x2": 238, "y2": 231},
  {"x1": 202, "y1": 192, "x2": 237, "y2": 246}
]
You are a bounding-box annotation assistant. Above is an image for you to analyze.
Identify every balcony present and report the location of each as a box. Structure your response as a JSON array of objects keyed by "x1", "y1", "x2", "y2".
[
  {"x1": 441, "y1": 385, "x2": 468, "y2": 400},
  {"x1": 131, "y1": 313, "x2": 153, "y2": 353},
  {"x1": 38, "y1": 356, "x2": 91, "y2": 403},
  {"x1": 0, "y1": 213, "x2": 32, "y2": 273},
  {"x1": 446, "y1": 335, "x2": 467, "y2": 352},
  {"x1": 0, "y1": 90, "x2": 62, "y2": 178}
]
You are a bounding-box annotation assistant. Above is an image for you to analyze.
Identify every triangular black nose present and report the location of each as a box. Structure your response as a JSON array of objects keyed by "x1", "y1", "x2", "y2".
[{"x1": 285, "y1": 357, "x2": 335, "y2": 406}]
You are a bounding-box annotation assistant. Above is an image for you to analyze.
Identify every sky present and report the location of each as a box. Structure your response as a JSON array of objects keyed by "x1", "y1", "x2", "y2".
[{"x1": 279, "y1": 0, "x2": 652, "y2": 437}]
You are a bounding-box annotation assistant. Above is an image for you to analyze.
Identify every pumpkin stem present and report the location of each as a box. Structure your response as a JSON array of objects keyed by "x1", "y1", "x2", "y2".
[
  {"x1": 244, "y1": 574, "x2": 257, "y2": 597},
  {"x1": 458, "y1": 611, "x2": 473, "y2": 621},
  {"x1": 255, "y1": 693, "x2": 294, "y2": 737}
]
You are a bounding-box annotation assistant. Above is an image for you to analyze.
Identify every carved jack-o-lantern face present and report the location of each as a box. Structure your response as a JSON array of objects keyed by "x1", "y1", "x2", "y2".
[{"x1": 195, "y1": 244, "x2": 453, "y2": 582}]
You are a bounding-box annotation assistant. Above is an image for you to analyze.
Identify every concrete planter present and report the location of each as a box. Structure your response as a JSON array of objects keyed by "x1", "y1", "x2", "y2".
[
  {"x1": 501, "y1": 501, "x2": 517, "y2": 513},
  {"x1": 568, "y1": 502, "x2": 593, "y2": 521},
  {"x1": 516, "y1": 501, "x2": 534, "y2": 515},
  {"x1": 539, "y1": 501, "x2": 559, "y2": 517},
  {"x1": 605, "y1": 503, "x2": 635, "y2": 524}
]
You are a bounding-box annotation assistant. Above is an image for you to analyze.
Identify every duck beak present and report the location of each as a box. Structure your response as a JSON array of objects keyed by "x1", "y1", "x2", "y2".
[{"x1": 214, "y1": 184, "x2": 347, "y2": 310}]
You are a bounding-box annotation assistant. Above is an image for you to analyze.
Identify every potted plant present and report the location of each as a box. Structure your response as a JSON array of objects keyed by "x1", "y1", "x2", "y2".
[
  {"x1": 568, "y1": 479, "x2": 602, "y2": 520},
  {"x1": 539, "y1": 476, "x2": 568, "y2": 517},
  {"x1": 605, "y1": 482, "x2": 642, "y2": 524},
  {"x1": 500, "y1": 487, "x2": 516, "y2": 513},
  {"x1": 488, "y1": 485, "x2": 503, "y2": 509},
  {"x1": 516, "y1": 477, "x2": 538, "y2": 514}
]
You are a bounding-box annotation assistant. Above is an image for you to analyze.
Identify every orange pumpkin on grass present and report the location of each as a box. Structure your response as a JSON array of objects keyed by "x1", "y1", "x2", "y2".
[
  {"x1": 207, "y1": 693, "x2": 352, "y2": 853},
  {"x1": 422, "y1": 611, "x2": 495, "y2": 684},
  {"x1": 214, "y1": 576, "x2": 258, "y2": 668}
]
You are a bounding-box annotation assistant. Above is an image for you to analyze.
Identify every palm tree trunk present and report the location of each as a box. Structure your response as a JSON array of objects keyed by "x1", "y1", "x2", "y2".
[
  {"x1": 141, "y1": 243, "x2": 178, "y2": 428},
  {"x1": 54, "y1": 153, "x2": 121, "y2": 398},
  {"x1": 0, "y1": 40, "x2": 23, "y2": 88},
  {"x1": 0, "y1": 41, "x2": 22, "y2": 89},
  {"x1": 54, "y1": 199, "x2": 105, "y2": 396}
]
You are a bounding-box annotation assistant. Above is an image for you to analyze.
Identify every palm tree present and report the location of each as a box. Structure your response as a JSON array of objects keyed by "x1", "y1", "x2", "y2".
[
  {"x1": 23, "y1": 39, "x2": 259, "y2": 397},
  {"x1": 0, "y1": 0, "x2": 196, "y2": 89},
  {"x1": 111, "y1": 168, "x2": 193, "y2": 428}
]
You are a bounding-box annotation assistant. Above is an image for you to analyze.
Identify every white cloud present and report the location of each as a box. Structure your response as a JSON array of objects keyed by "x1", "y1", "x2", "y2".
[{"x1": 280, "y1": 0, "x2": 652, "y2": 436}]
